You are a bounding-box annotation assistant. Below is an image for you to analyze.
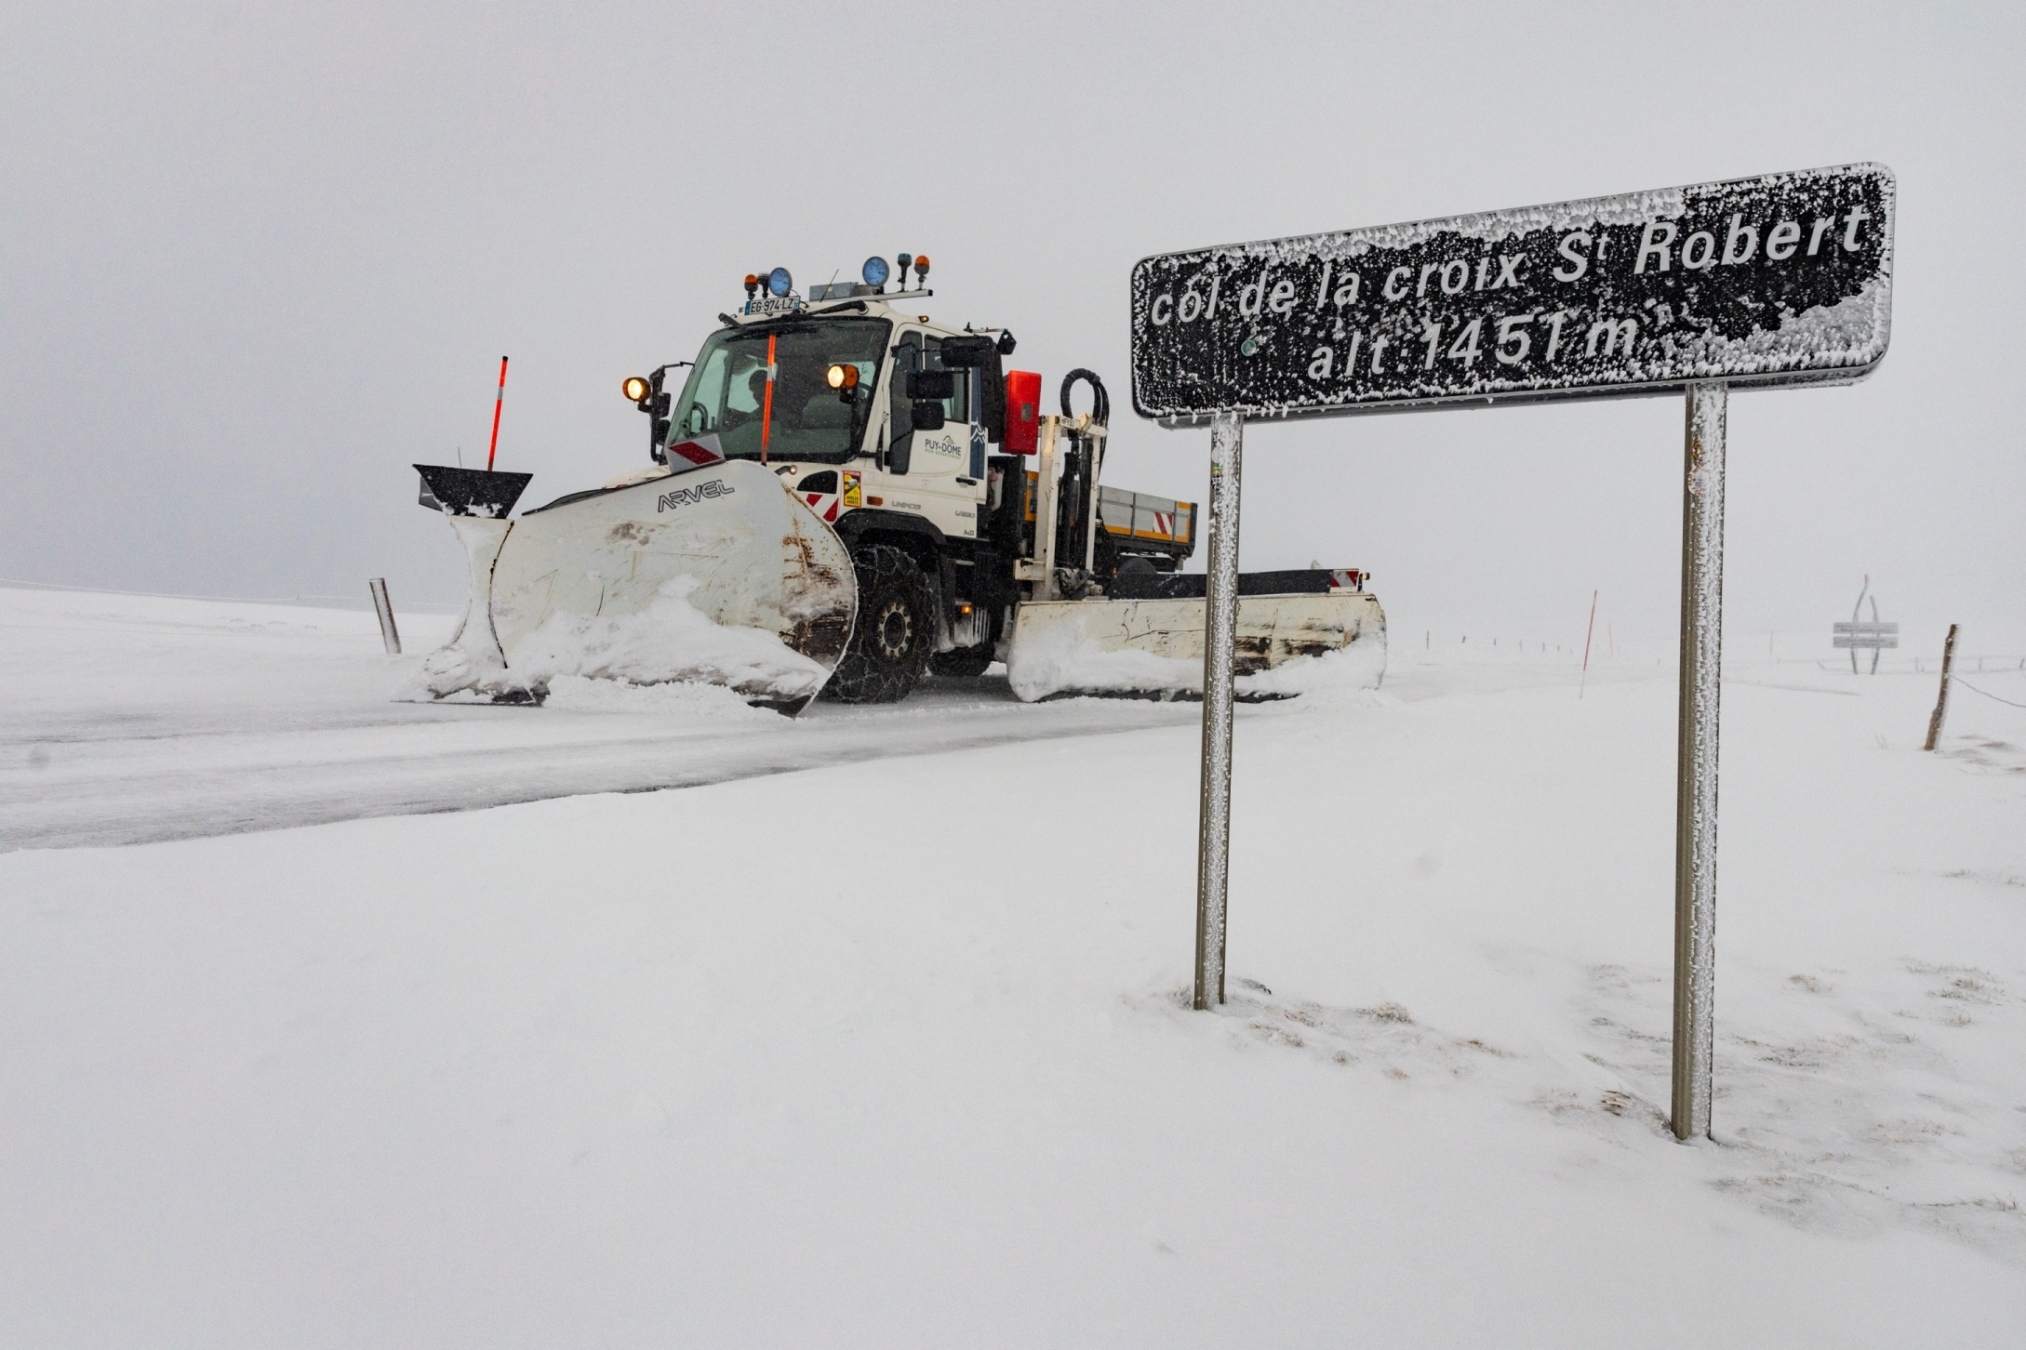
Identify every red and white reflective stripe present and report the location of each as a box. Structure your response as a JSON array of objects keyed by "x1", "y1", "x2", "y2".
[
  {"x1": 1154, "y1": 511, "x2": 1173, "y2": 536},
  {"x1": 486, "y1": 355, "x2": 509, "y2": 471},
  {"x1": 665, "y1": 434, "x2": 725, "y2": 467},
  {"x1": 803, "y1": 492, "x2": 841, "y2": 524},
  {"x1": 1328, "y1": 569, "x2": 1363, "y2": 591}
]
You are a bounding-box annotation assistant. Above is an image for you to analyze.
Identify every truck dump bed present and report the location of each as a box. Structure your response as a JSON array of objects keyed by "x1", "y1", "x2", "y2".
[
  {"x1": 1097, "y1": 484, "x2": 1194, "y2": 553},
  {"x1": 1017, "y1": 470, "x2": 1196, "y2": 568}
]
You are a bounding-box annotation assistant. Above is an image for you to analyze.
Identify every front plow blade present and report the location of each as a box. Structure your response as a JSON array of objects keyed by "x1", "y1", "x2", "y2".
[
  {"x1": 1005, "y1": 579, "x2": 1385, "y2": 702},
  {"x1": 420, "y1": 459, "x2": 857, "y2": 713}
]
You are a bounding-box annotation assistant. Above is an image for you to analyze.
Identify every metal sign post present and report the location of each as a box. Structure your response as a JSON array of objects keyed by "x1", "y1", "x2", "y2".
[
  {"x1": 1129, "y1": 163, "x2": 1895, "y2": 1139},
  {"x1": 1834, "y1": 578, "x2": 1899, "y2": 673},
  {"x1": 1671, "y1": 383, "x2": 1726, "y2": 1140},
  {"x1": 368, "y1": 576, "x2": 402, "y2": 655},
  {"x1": 1195, "y1": 412, "x2": 1243, "y2": 1008}
]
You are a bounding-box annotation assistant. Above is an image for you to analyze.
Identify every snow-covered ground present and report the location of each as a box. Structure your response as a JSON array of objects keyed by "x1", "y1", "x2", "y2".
[
  {"x1": 3, "y1": 585, "x2": 2022, "y2": 1345},
  {"x1": 0, "y1": 587, "x2": 1201, "y2": 852}
]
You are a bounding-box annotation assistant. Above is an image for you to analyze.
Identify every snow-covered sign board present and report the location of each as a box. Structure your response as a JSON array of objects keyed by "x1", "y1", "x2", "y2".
[
  {"x1": 1129, "y1": 164, "x2": 1894, "y2": 424},
  {"x1": 1833, "y1": 621, "x2": 1899, "y2": 650}
]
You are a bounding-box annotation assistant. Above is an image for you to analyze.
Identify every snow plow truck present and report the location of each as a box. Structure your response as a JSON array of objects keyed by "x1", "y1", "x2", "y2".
[{"x1": 412, "y1": 255, "x2": 1385, "y2": 712}]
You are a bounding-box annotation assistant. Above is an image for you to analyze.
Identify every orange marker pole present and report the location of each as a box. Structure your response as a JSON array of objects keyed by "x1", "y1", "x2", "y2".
[
  {"x1": 760, "y1": 334, "x2": 777, "y2": 465},
  {"x1": 486, "y1": 356, "x2": 509, "y2": 471}
]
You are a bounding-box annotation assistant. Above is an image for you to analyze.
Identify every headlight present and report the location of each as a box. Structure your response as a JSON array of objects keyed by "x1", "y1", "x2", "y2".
[
  {"x1": 621, "y1": 376, "x2": 651, "y2": 403},
  {"x1": 825, "y1": 363, "x2": 861, "y2": 390}
]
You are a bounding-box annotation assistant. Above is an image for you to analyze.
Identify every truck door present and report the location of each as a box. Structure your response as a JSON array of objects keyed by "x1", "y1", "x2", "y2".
[{"x1": 882, "y1": 331, "x2": 985, "y2": 542}]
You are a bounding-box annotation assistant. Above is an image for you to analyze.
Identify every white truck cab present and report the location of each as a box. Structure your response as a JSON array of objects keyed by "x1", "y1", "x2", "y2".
[
  {"x1": 639, "y1": 292, "x2": 1015, "y2": 682},
  {"x1": 660, "y1": 298, "x2": 992, "y2": 550}
]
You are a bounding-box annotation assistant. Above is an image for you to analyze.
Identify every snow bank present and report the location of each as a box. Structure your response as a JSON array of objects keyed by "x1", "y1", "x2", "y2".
[
  {"x1": 1005, "y1": 618, "x2": 1201, "y2": 701},
  {"x1": 1006, "y1": 610, "x2": 1386, "y2": 702},
  {"x1": 1235, "y1": 635, "x2": 1389, "y2": 702},
  {"x1": 539, "y1": 673, "x2": 777, "y2": 721},
  {"x1": 504, "y1": 575, "x2": 827, "y2": 698},
  {"x1": 414, "y1": 641, "x2": 506, "y2": 701},
  {"x1": 419, "y1": 574, "x2": 830, "y2": 704}
]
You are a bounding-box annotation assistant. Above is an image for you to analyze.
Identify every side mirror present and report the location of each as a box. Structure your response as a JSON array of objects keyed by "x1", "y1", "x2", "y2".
[
  {"x1": 906, "y1": 369, "x2": 955, "y2": 400},
  {"x1": 938, "y1": 336, "x2": 994, "y2": 369},
  {"x1": 650, "y1": 391, "x2": 672, "y2": 452},
  {"x1": 909, "y1": 399, "x2": 946, "y2": 432}
]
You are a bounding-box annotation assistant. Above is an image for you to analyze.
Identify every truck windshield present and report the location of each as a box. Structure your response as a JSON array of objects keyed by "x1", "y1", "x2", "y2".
[{"x1": 667, "y1": 317, "x2": 891, "y2": 464}]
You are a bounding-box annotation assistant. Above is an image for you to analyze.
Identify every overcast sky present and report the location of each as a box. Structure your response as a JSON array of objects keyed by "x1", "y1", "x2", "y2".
[{"x1": 2, "y1": 1, "x2": 2019, "y2": 653}]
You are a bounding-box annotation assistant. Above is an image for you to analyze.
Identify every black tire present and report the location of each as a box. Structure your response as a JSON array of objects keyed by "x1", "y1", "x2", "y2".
[
  {"x1": 1092, "y1": 521, "x2": 1121, "y2": 584},
  {"x1": 930, "y1": 645, "x2": 995, "y2": 678},
  {"x1": 822, "y1": 545, "x2": 935, "y2": 703}
]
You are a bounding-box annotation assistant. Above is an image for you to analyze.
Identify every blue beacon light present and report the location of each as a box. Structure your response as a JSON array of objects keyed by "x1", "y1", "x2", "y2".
[
  {"x1": 861, "y1": 256, "x2": 890, "y2": 288},
  {"x1": 767, "y1": 267, "x2": 793, "y2": 297}
]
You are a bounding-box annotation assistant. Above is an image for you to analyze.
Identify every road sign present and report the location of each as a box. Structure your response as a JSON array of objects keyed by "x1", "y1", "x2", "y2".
[
  {"x1": 1832, "y1": 622, "x2": 1899, "y2": 649},
  {"x1": 1132, "y1": 163, "x2": 1896, "y2": 1144},
  {"x1": 1131, "y1": 164, "x2": 1894, "y2": 424}
]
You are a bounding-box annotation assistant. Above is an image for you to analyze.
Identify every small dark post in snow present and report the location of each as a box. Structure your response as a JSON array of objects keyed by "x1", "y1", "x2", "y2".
[
  {"x1": 1671, "y1": 384, "x2": 1726, "y2": 1140},
  {"x1": 1194, "y1": 411, "x2": 1243, "y2": 1009},
  {"x1": 1923, "y1": 624, "x2": 1959, "y2": 751},
  {"x1": 369, "y1": 577, "x2": 402, "y2": 655},
  {"x1": 1580, "y1": 589, "x2": 1599, "y2": 697}
]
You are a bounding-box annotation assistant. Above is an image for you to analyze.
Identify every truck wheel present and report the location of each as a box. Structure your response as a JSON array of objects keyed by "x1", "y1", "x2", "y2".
[
  {"x1": 931, "y1": 646, "x2": 994, "y2": 678},
  {"x1": 823, "y1": 545, "x2": 935, "y2": 703}
]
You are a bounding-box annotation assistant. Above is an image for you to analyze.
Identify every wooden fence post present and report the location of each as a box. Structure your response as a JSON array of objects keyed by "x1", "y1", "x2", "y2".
[{"x1": 1923, "y1": 624, "x2": 1959, "y2": 751}]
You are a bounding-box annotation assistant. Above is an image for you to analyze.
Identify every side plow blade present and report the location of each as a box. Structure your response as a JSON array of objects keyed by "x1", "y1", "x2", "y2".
[
  {"x1": 1005, "y1": 575, "x2": 1385, "y2": 702},
  {"x1": 414, "y1": 460, "x2": 856, "y2": 714}
]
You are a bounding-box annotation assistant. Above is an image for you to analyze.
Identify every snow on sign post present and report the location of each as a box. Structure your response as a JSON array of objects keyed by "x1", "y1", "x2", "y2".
[{"x1": 1129, "y1": 163, "x2": 1895, "y2": 1141}]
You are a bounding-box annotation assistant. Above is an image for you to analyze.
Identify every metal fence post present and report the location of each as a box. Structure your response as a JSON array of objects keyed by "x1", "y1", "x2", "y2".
[
  {"x1": 1195, "y1": 412, "x2": 1243, "y2": 1010},
  {"x1": 369, "y1": 577, "x2": 402, "y2": 655},
  {"x1": 1671, "y1": 383, "x2": 1727, "y2": 1140}
]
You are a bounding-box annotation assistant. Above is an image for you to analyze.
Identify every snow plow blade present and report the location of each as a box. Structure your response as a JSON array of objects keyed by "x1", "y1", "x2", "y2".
[
  {"x1": 414, "y1": 459, "x2": 857, "y2": 714},
  {"x1": 1004, "y1": 571, "x2": 1385, "y2": 702}
]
